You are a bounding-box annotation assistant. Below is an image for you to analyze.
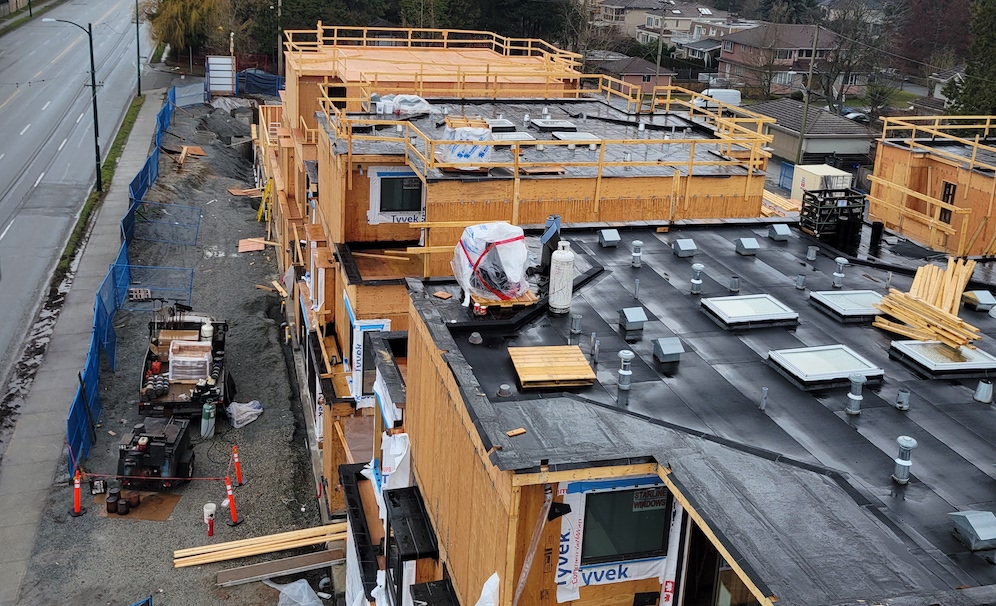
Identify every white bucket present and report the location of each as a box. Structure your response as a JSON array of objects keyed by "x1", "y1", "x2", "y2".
[{"x1": 203, "y1": 502, "x2": 217, "y2": 523}]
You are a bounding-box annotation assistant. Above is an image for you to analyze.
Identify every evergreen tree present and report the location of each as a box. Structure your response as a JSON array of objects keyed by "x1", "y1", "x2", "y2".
[
  {"x1": 947, "y1": 0, "x2": 996, "y2": 114},
  {"x1": 758, "y1": 0, "x2": 817, "y2": 23}
]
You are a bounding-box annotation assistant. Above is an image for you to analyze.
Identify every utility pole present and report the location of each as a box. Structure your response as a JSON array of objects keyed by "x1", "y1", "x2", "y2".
[
  {"x1": 276, "y1": 0, "x2": 283, "y2": 77},
  {"x1": 653, "y1": 0, "x2": 667, "y2": 89},
  {"x1": 135, "y1": 0, "x2": 141, "y2": 96},
  {"x1": 794, "y1": 24, "x2": 819, "y2": 166}
]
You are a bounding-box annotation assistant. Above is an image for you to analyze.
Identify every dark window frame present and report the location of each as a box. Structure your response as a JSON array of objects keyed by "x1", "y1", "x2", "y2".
[
  {"x1": 380, "y1": 176, "x2": 423, "y2": 213},
  {"x1": 580, "y1": 486, "x2": 671, "y2": 566}
]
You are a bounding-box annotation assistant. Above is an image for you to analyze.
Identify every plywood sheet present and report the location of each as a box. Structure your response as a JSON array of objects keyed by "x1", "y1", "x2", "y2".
[{"x1": 508, "y1": 345, "x2": 596, "y2": 388}]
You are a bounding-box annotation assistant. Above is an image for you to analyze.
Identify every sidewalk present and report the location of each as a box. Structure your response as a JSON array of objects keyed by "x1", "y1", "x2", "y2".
[{"x1": 0, "y1": 89, "x2": 165, "y2": 606}]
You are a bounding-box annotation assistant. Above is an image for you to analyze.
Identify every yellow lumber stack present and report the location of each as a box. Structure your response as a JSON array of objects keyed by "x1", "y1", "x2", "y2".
[
  {"x1": 173, "y1": 523, "x2": 346, "y2": 568},
  {"x1": 873, "y1": 257, "x2": 981, "y2": 348},
  {"x1": 762, "y1": 189, "x2": 800, "y2": 216}
]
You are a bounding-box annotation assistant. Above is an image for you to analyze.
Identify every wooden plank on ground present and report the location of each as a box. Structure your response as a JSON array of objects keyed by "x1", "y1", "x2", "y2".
[
  {"x1": 271, "y1": 280, "x2": 288, "y2": 297},
  {"x1": 508, "y1": 345, "x2": 596, "y2": 388},
  {"x1": 216, "y1": 549, "x2": 345, "y2": 587},
  {"x1": 238, "y1": 238, "x2": 266, "y2": 252},
  {"x1": 471, "y1": 290, "x2": 538, "y2": 309}
]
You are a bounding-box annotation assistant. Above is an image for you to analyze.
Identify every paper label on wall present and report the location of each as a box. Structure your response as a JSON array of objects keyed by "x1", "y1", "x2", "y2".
[
  {"x1": 556, "y1": 478, "x2": 668, "y2": 603},
  {"x1": 660, "y1": 499, "x2": 684, "y2": 605}
]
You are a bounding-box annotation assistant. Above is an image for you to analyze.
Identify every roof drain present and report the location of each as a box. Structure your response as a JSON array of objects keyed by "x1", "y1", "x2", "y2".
[
  {"x1": 891, "y1": 436, "x2": 918, "y2": 485},
  {"x1": 512, "y1": 484, "x2": 553, "y2": 606}
]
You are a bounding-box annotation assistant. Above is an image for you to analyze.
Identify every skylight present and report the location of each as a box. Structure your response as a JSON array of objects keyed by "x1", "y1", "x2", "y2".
[
  {"x1": 768, "y1": 344, "x2": 884, "y2": 390},
  {"x1": 890, "y1": 340, "x2": 996, "y2": 379},
  {"x1": 701, "y1": 294, "x2": 799, "y2": 329},
  {"x1": 809, "y1": 290, "x2": 883, "y2": 323}
]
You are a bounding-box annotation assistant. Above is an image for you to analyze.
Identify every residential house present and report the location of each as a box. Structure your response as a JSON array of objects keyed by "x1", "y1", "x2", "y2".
[
  {"x1": 632, "y1": 1, "x2": 729, "y2": 45},
  {"x1": 591, "y1": 56, "x2": 676, "y2": 93},
  {"x1": 912, "y1": 65, "x2": 964, "y2": 114},
  {"x1": 673, "y1": 38, "x2": 722, "y2": 65},
  {"x1": 818, "y1": 0, "x2": 886, "y2": 36},
  {"x1": 717, "y1": 24, "x2": 862, "y2": 97},
  {"x1": 254, "y1": 24, "x2": 996, "y2": 606},
  {"x1": 747, "y1": 98, "x2": 874, "y2": 165},
  {"x1": 869, "y1": 116, "x2": 996, "y2": 255},
  {"x1": 597, "y1": 0, "x2": 670, "y2": 38}
]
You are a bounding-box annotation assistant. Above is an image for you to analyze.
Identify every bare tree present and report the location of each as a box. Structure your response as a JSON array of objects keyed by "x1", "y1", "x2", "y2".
[
  {"x1": 815, "y1": 0, "x2": 890, "y2": 114},
  {"x1": 561, "y1": 0, "x2": 628, "y2": 72},
  {"x1": 741, "y1": 24, "x2": 783, "y2": 100}
]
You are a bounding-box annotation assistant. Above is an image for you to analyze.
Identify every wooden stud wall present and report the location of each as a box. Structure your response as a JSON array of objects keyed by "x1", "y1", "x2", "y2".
[{"x1": 407, "y1": 303, "x2": 514, "y2": 606}]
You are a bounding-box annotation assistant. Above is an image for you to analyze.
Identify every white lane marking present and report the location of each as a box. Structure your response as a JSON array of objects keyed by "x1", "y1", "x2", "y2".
[
  {"x1": 19, "y1": 123, "x2": 30, "y2": 136},
  {"x1": 76, "y1": 112, "x2": 84, "y2": 124},
  {"x1": 28, "y1": 50, "x2": 35, "y2": 57},
  {"x1": 0, "y1": 220, "x2": 13, "y2": 241},
  {"x1": 0, "y1": 153, "x2": 5, "y2": 161},
  {"x1": 34, "y1": 172, "x2": 45, "y2": 187},
  {"x1": 58, "y1": 138, "x2": 67, "y2": 151},
  {"x1": 42, "y1": 101, "x2": 50, "y2": 111}
]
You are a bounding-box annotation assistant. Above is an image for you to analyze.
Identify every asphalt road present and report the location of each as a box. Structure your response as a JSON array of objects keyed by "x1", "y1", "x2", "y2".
[{"x1": 0, "y1": 0, "x2": 153, "y2": 385}]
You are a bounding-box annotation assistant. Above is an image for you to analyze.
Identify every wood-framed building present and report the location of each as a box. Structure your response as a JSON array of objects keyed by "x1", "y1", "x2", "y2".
[{"x1": 868, "y1": 116, "x2": 996, "y2": 256}]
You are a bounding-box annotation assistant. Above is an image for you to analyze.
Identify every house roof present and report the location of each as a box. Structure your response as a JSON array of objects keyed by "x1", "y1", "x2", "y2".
[
  {"x1": 721, "y1": 23, "x2": 835, "y2": 50},
  {"x1": 681, "y1": 38, "x2": 723, "y2": 52},
  {"x1": 636, "y1": 0, "x2": 729, "y2": 18},
  {"x1": 594, "y1": 56, "x2": 675, "y2": 76},
  {"x1": 747, "y1": 98, "x2": 873, "y2": 137},
  {"x1": 930, "y1": 64, "x2": 966, "y2": 83},
  {"x1": 410, "y1": 220, "x2": 996, "y2": 606},
  {"x1": 912, "y1": 95, "x2": 947, "y2": 111}
]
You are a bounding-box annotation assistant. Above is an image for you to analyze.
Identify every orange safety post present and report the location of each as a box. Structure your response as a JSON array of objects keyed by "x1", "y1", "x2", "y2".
[
  {"x1": 225, "y1": 476, "x2": 243, "y2": 526},
  {"x1": 232, "y1": 445, "x2": 244, "y2": 486},
  {"x1": 70, "y1": 469, "x2": 86, "y2": 517}
]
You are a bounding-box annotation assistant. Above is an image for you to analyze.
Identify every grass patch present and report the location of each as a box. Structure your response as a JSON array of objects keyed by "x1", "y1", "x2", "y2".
[
  {"x1": 53, "y1": 95, "x2": 145, "y2": 284},
  {"x1": 151, "y1": 42, "x2": 165, "y2": 64},
  {"x1": 0, "y1": 0, "x2": 69, "y2": 37}
]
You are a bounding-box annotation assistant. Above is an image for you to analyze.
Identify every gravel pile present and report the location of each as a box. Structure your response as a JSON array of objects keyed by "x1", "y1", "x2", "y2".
[{"x1": 18, "y1": 105, "x2": 322, "y2": 606}]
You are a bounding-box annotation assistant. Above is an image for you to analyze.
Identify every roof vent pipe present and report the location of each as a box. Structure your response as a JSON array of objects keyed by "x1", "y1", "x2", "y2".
[
  {"x1": 759, "y1": 386, "x2": 768, "y2": 411},
  {"x1": 691, "y1": 263, "x2": 705, "y2": 295},
  {"x1": 617, "y1": 350, "x2": 636, "y2": 406},
  {"x1": 974, "y1": 379, "x2": 993, "y2": 404},
  {"x1": 570, "y1": 314, "x2": 583, "y2": 335},
  {"x1": 592, "y1": 339, "x2": 600, "y2": 364},
  {"x1": 468, "y1": 332, "x2": 483, "y2": 345},
  {"x1": 796, "y1": 274, "x2": 806, "y2": 290},
  {"x1": 634, "y1": 278, "x2": 641, "y2": 299},
  {"x1": 833, "y1": 257, "x2": 848, "y2": 288},
  {"x1": 892, "y1": 436, "x2": 918, "y2": 485},
  {"x1": 728, "y1": 276, "x2": 740, "y2": 293},
  {"x1": 845, "y1": 373, "x2": 866, "y2": 415},
  {"x1": 631, "y1": 240, "x2": 644, "y2": 268},
  {"x1": 896, "y1": 387, "x2": 911, "y2": 411},
  {"x1": 523, "y1": 113, "x2": 530, "y2": 124},
  {"x1": 806, "y1": 245, "x2": 819, "y2": 261},
  {"x1": 497, "y1": 384, "x2": 513, "y2": 397},
  {"x1": 589, "y1": 331, "x2": 596, "y2": 353},
  {"x1": 549, "y1": 241, "x2": 575, "y2": 315}
]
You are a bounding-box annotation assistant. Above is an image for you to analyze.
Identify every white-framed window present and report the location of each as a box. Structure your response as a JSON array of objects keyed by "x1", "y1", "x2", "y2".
[
  {"x1": 709, "y1": 27, "x2": 716, "y2": 35},
  {"x1": 734, "y1": 65, "x2": 745, "y2": 77},
  {"x1": 642, "y1": 74, "x2": 653, "y2": 83},
  {"x1": 845, "y1": 73, "x2": 859, "y2": 85},
  {"x1": 740, "y1": 43, "x2": 749, "y2": 52},
  {"x1": 773, "y1": 71, "x2": 793, "y2": 85},
  {"x1": 775, "y1": 49, "x2": 793, "y2": 60},
  {"x1": 367, "y1": 166, "x2": 425, "y2": 225},
  {"x1": 723, "y1": 40, "x2": 733, "y2": 51},
  {"x1": 647, "y1": 16, "x2": 654, "y2": 27},
  {"x1": 798, "y1": 48, "x2": 813, "y2": 58},
  {"x1": 694, "y1": 25, "x2": 703, "y2": 36}
]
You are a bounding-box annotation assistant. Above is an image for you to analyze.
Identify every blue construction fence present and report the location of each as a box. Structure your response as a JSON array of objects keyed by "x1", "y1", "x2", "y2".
[
  {"x1": 68, "y1": 86, "x2": 199, "y2": 475},
  {"x1": 779, "y1": 162, "x2": 794, "y2": 191}
]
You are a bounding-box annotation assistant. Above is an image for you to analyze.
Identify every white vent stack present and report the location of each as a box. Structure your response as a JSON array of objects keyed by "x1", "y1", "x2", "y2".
[
  {"x1": 759, "y1": 386, "x2": 768, "y2": 411},
  {"x1": 617, "y1": 350, "x2": 635, "y2": 406},
  {"x1": 549, "y1": 240, "x2": 575, "y2": 315},
  {"x1": 631, "y1": 240, "x2": 644, "y2": 268},
  {"x1": 796, "y1": 274, "x2": 806, "y2": 290},
  {"x1": 891, "y1": 436, "x2": 918, "y2": 485},
  {"x1": 845, "y1": 373, "x2": 866, "y2": 415},
  {"x1": 690, "y1": 263, "x2": 705, "y2": 295},
  {"x1": 833, "y1": 257, "x2": 848, "y2": 288},
  {"x1": 807, "y1": 245, "x2": 819, "y2": 261},
  {"x1": 974, "y1": 379, "x2": 993, "y2": 404},
  {"x1": 634, "y1": 279, "x2": 640, "y2": 299},
  {"x1": 728, "y1": 276, "x2": 740, "y2": 293},
  {"x1": 570, "y1": 314, "x2": 583, "y2": 335}
]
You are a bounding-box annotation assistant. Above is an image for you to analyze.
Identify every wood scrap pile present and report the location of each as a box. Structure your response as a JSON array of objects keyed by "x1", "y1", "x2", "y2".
[
  {"x1": 173, "y1": 523, "x2": 346, "y2": 568},
  {"x1": 873, "y1": 257, "x2": 981, "y2": 348}
]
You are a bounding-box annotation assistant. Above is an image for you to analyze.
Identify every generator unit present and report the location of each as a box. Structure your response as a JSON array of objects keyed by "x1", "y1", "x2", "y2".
[{"x1": 117, "y1": 417, "x2": 195, "y2": 490}]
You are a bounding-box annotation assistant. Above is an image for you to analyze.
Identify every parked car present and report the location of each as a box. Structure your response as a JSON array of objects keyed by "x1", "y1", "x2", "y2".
[{"x1": 823, "y1": 104, "x2": 871, "y2": 124}]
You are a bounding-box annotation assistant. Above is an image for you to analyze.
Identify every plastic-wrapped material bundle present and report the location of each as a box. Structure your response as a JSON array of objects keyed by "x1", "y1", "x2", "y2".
[
  {"x1": 452, "y1": 223, "x2": 529, "y2": 304},
  {"x1": 439, "y1": 125, "x2": 492, "y2": 166},
  {"x1": 372, "y1": 93, "x2": 433, "y2": 115}
]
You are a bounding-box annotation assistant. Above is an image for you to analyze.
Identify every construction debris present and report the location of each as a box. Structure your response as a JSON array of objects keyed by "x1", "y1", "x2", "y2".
[
  {"x1": 873, "y1": 257, "x2": 981, "y2": 348},
  {"x1": 173, "y1": 524, "x2": 347, "y2": 568},
  {"x1": 238, "y1": 239, "x2": 266, "y2": 253},
  {"x1": 228, "y1": 187, "x2": 264, "y2": 197}
]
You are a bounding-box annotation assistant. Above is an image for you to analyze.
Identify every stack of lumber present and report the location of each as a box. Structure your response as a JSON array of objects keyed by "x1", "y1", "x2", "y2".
[
  {"x1": 907, "y1": 257, "x2": 977, "y2": 315},
  {"x1": 762, "y1": 189, "x2": 800, "y2": 216},
  {"x1": 873, "y1": 257, "x2": 981, "y2": 348},
  {"x1": 173, "y1": 523, "x2": 346, "y2": 568}
]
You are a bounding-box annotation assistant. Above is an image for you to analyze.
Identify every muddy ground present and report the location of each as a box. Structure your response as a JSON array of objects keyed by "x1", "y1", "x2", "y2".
[{"x1": 18, "y1": 103, "x2": 323, "y2": 606}]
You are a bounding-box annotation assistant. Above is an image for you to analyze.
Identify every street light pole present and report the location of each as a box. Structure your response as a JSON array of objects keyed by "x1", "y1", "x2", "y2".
[
  {"x1": 794, "y1": 24, "x2": 819, "y2": 167},
  {"x1": 135, "y1": 0, "x2": 142, "y2": 96},
  {"x1": 45, "y1": 19, "x2": 102, "y2": 192},
  {"x1": 654, "y1": 2, "x2": 666, "y2": 90}
]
